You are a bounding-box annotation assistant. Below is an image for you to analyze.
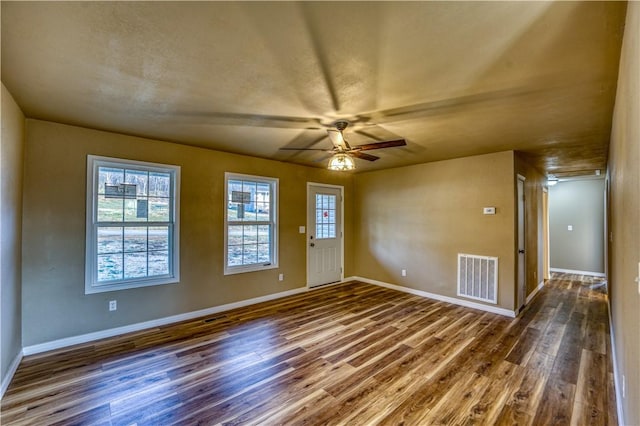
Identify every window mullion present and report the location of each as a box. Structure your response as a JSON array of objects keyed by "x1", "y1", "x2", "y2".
[{"x1": 143, "y1": 222, "x2": 171, "y2": 227}]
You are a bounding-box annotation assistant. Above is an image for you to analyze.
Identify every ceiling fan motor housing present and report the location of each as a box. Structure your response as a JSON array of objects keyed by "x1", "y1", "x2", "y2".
[{"x1": 334, "y1": 120, "x2": 349, "y2": 131}]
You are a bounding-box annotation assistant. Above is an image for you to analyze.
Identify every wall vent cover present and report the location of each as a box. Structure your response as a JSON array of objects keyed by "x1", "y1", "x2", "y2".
[{"x1": 457, "y1": 253, "x2": 498, "y2": 304}]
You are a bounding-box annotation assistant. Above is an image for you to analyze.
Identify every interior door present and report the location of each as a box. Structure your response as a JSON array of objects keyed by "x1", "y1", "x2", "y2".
[
  {"x1": 517, "y1": 176, "x2": 526, "y2": 310},
  {"x1": 307, "y1": 184, "x2": 343, "y2": 287}
]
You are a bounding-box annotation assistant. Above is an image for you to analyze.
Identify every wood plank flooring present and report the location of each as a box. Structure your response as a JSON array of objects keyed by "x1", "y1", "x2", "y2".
[{"x1": 1, "y1": 273, "x2": 617, "y2": 425}]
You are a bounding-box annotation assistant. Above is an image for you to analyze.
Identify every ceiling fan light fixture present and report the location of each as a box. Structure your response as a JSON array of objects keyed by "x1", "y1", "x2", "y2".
[{"x1": 328, "y1": 153, "x2": 355, "y2": 171}]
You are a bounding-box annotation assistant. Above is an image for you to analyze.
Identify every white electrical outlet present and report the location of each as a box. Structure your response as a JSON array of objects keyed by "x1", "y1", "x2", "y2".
[
  {"x1": 278, "y1": 273, "x2": 284, "y2": 281},
  {"x1": 567, "y1": 225, "x2": 573, "y2": 231},
  {"x1": 401, "y1": 269, "x2": 407, "y2": 277},
  {"x1": 109, "y1": 300, "x2": 117, "y2": 311}
]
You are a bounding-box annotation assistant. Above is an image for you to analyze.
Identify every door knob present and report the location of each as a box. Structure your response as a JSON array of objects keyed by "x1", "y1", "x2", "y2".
[
  {"x1": 518, "y1": 249, "x2": 525, "y2": 254},
  {"x1": 310, "y1": 243, "x2": 315, "y2": 247}
]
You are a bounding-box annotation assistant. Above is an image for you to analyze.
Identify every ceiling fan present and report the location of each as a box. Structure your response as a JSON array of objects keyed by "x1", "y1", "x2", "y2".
[{"x1": 280, "y1": 120, "x2": 406, "y2": 170}]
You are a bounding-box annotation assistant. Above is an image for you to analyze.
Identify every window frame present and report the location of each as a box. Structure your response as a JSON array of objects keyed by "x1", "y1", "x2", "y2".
[
  {"x1": 85, "y1": 155, "x2": 180, "y2": 294},
  {"x1": 224, "y1": 172, "x2": 279, "y2": 275}
]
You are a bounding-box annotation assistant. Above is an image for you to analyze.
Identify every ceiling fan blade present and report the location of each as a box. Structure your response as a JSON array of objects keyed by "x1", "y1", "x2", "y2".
[
  {"x1": 354, "y1": 125, "x2": 402, "y2": 142},
  {"x1": 173, "y1": 110, "x2": 324, "y2": 130},
  {"x1": 350, "y1": 151, "x2": 380, "y2": 161},
  {"x1": 327, "y1": 129, "x2": 348, "y2": 150},
  {"x1": 354, "y1": 139, "x2": 407, "y2": 151},
  {"x1": 371, "y1": 86, "x2": 536, "y2": 124},
  {"x1": 313, "y1": 154, "x2": 334, "y2": 163},
  {"x1": 279, "y1": 148, "x2": 332, "y2": 151},
  {"x1": 300, "y1": 4, "x2": 341, "y2": 112},
  {"x1": 279, "y1": 131, "x2": 328, "y2": 151}
]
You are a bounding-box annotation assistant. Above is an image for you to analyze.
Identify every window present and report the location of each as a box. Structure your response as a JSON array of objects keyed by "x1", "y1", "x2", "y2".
[
  {"x1": 315, "y1": 193, "x2": 337, "y2": 239},
  {"x1": 85, "y1": 155, "x2": 180, "y2": 294},
  {"x1": 225, "y1": 173, "x2": 278, "y2": 274}
]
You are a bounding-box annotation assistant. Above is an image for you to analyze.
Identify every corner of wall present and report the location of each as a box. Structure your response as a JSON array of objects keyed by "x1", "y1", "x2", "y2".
[{"x1": 0, "y1": 83, "x2": 26, "y2": 395}]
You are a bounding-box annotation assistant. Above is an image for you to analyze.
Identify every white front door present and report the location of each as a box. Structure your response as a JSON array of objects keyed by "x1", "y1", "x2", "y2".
[{"x1": 307, "y1": 184, "x2": 343, "y2": 287}]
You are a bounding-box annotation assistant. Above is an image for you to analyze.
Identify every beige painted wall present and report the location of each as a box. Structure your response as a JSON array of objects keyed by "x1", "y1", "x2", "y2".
[
  {"x1": 608, "y1": 2, "x2": 640, "y2": 424},
  {"x1": 515, "y1": 153, "x2": 547, "y2": 295},
  {"x1": 21, "y1": 120, "x2": 354, "y2": 346},
  {"x1": 353, "y1": 151, "x2": 516, "y2": 310},
  {"x1": 1, "y1": 84, "x2": 25, "y2": 382}
]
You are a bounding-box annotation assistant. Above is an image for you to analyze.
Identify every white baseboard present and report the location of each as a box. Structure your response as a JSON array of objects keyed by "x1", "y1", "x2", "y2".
[
  {"x1": 23, "y1": 287, "x2": 308, "y2": 356},
  {"x1": 348, "y1": 276, "x2": 516, "y2": 317},
  {"x1": 1, "y1": 349, "x2": 23, "y2": 400},
  {"x1": 526, "y1": 280, "x2": 545, "y2": 304},
  {"x1": 13, "y1": 275, "x2": 514, "y2": 392},
  {"x1": 22, "y1": 274, "x2": 517, "y2": 357},
  {"x1": 550, "y1": 268, "x2": 606, "y2": 277},
  {"x1": 607, "y1": 299, "x2": 625, "y2": 425}
]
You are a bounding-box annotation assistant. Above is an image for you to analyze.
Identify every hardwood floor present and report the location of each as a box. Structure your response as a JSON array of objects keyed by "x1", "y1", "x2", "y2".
[{"x1": 1, "y1": 273, "x2": 617, "y2": 425}]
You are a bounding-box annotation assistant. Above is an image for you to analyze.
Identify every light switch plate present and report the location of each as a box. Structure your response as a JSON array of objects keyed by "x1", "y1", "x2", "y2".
[
  {"x1": 567, "y1": 225, "x2": 573, "y2": 231},
  {"x1": 299, "y1": 226, "x2": 305, "y2": 234}
]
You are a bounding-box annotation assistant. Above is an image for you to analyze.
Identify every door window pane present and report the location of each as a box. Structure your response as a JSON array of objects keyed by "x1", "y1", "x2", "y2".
[{"x1": 315, "y1": 194, "x2": 337, "y2": 239}]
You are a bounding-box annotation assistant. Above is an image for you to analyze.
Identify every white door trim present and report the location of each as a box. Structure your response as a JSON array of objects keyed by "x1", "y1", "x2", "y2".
[
  {"x1": 306, "y1": 182, "x2": 345, "y2": 288},
  {"x1": 516, "y1": 174, "x2": 526, "y2": 311},
  {"x1": 542, "y1": 186, "x2": 550, "y2": 280}
]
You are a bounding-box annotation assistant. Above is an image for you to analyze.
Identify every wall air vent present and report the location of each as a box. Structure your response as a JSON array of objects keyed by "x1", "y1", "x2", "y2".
[{"x1": 457, "y1": 253, "x2": 498, "y2": 304}]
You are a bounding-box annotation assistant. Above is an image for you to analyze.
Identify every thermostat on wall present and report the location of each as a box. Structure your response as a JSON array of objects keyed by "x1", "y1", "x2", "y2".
[{"x1": 483, "y1": 207, "x2": 496, "y2": 215}]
